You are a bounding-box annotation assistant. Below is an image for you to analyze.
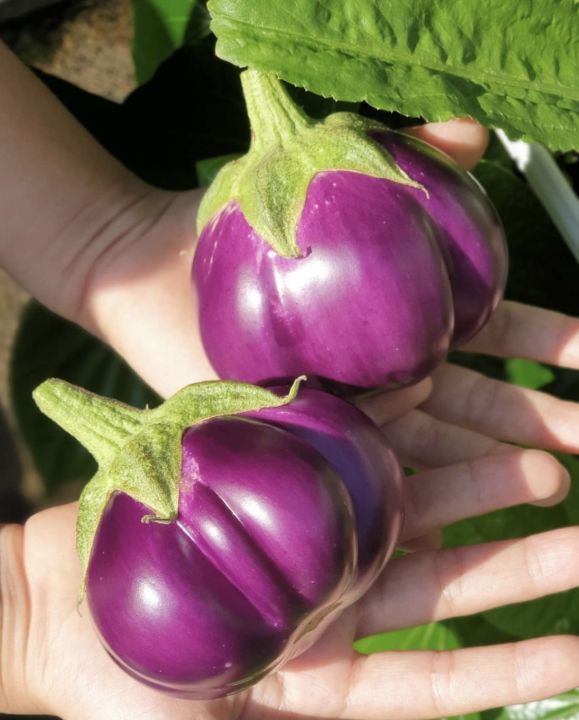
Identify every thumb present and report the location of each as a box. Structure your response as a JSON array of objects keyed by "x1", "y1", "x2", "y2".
[{"x1": 405, "y1": 118, "x2": 490, "y2": 171}]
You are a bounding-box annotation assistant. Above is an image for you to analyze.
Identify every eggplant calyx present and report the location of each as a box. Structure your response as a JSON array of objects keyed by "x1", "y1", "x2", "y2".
[
  {"x1": 32, "y1": 377, "x2": 306, "y2": 592},
  {"x1": 196, "y1": 69, "x2": 424, "y2": 257}
]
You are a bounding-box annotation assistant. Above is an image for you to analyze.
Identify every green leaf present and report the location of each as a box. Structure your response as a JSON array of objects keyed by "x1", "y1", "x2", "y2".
[
  {"x1": 504, "y1": 359, "x2": 555, "y2": 390},
  {"x1": 9, "y1": 302, "x2": 160, "y2": 497},
  {"x1": 444, "y1": 453, "x2": 579, "y2": 639},
  {"x1": 494, "y1": 690, "x2": 579, "y2": 719},
  {"x1": 133, "y1": 0, "x2": 197, "y2": 84},
  {"x1": 209, "y1": 0, "x2": 579, "y2": 151},
  {"x1": 448, "y1": 615, "x2": 516, "y2": 648}
]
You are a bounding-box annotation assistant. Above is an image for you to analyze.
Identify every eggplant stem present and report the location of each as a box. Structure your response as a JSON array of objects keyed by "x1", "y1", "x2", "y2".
[
  {"x1": 241, "y1": 69, "x2": 312, "y2": 151},
  {"x1": 33, "y1": 379, "x2": 144, "y2": 466}
]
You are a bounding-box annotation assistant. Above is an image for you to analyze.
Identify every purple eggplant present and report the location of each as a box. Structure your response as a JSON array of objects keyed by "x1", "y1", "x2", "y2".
[
  {"x1": 33, "y1": 378, "x2": 402, "y2": 698},
  {"x1": 193, "y1": 70, "x2": 508, "y2": 389}
]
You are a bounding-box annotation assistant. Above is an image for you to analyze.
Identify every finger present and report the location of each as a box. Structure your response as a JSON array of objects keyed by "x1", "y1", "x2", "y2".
[
  {"x1": 423, "y1": 363, "x2": 579, "y2": 453},
  {"x1": 463, "y1": 300, "x2": 579, "y2": 370},
  {"x1": 405, "y1": 118, "x2": 489, "y2": 170},
  {"x1": 401, "y1": 450, "x2": 570, "y2": 543},
  {"x1": 381, "y1": 408, "x2": 513, "y2": 468},
  {"x1": 357, "y1": 527, "x2": 579, "y2": 636},
  {"x1": 340, "y1": 636, "x2": 579, "y2": 719},
  {"x1": 355, "y1": 377, "x2": 432, "y2": 425},
  {"x1": 404, "y1": 449, "x2": 571, "y2": 538},
  {"x1": 399, "y1": 529, "x2": 443, "y2": 553}
]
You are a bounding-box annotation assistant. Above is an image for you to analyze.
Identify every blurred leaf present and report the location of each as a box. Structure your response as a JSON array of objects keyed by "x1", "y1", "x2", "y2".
[
  {"x1": 448, "y1": 615, "x2": 517, "y2": 648},
  {"x1": 132, "y1": 0, "x2": 197, "y2": 84},
  {"x1": 184, "y1": 0, "x2": 211, "y2": 44},
  {"x1": 505, "y1": 359, "x2": 555, "y2": 390},
  {"x1": 9, "y1": 302, "x2": 159, "y2": 496},
  {"x1": 494, "y1": 690, "x2": 579, "y2": 719},
  {"x1": 355, "y1": 621, "x2": 462, "y2": 654}
]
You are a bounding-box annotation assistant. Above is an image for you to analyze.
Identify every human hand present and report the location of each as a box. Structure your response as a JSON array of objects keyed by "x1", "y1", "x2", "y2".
[{"x1": 2, "y1": 389, "x2": 577, "y2": 720}]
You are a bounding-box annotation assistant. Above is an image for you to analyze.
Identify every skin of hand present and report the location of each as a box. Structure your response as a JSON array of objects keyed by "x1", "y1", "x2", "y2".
[{"x1": 2, "y1": 41, "x2": 579, "y2": 719}]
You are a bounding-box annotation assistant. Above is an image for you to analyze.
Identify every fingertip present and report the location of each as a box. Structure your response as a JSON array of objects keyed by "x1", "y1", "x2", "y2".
[
  {"x1": 522, "y1": 450, "x2": 572, "y2": 507},
  {"x1": 405, "y1": 118, "x2": 490, "y2": 170}
]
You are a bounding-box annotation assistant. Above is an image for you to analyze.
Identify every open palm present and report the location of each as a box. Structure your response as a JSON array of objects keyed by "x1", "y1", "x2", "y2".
[{"x1": 18, "y1": 395, "x2": 579, "y2": 720}]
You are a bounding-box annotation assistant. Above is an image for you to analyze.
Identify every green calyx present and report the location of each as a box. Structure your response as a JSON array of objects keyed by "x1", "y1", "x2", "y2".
[
  {"x1": 32, "y1": 377, "x2": 305, "y2": 590},
  {"x1": 196, "y1": 69, "x2": 424, "y2": 257}
]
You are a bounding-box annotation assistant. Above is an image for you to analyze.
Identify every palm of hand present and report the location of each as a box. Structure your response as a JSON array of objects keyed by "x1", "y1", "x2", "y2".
[
  {"x1": 23, "y1": 391, "x2": 579, "y2": 720},
  {"x1": 18, "y1": 506, "x2": 381, "y2": 720}
]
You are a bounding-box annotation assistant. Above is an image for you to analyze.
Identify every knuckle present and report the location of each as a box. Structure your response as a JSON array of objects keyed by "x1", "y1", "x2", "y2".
[
  {"x1": 511, "y1": 642, "x2": 532, "y2": 703},
  {"x1": 490, "y1": 303, "x2": 516, "y2": 347},
  {"x1": 432, "y1": 546, "x2": 466, "y2": 618},
  {"x1": 521, "y1": 534, "x2": 554, "y2": 594},
  {"x1": 428, "y1": 650, "x2": 456, "y2": 717},
  {"x1": 463, "y1": 371, "x2": 504, "y2": 425}
]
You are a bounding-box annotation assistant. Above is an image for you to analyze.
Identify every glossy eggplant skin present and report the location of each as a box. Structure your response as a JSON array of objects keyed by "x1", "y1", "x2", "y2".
[
  {"x1": 86, "y1": 415, "x2": 358, "y2": 699},
  {"x1": 376, "y1": 132, "x2": 507, "y2": 347},
  {"x1": 193, "y1": 131, "x2": 507, "y2": 389},
  {"x1": 249, "y1": 387, "x2": 403, "y2": 600}
]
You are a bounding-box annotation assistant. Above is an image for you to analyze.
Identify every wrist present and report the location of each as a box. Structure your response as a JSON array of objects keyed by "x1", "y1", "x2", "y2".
[
  {"x1": 77, "y1": 186, "x2": 216, "y2": 397},
  {"x1": 49, "y1": 176, "x2": 169, "y2": 325},
  {"x1": 1, "y1": 168, "x2": 157, "y2": 321}
]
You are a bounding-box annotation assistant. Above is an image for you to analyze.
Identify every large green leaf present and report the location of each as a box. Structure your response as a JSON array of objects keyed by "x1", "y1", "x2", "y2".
[
  {"x1": 132, "y1": 0, "x2": 197, "y2": 84},
  {"x1": 209, "y1": 0, "x2": 579, "y2": 151},
  {"x1": 9, "y1": 302, "x2": 159, "y2": 496}
]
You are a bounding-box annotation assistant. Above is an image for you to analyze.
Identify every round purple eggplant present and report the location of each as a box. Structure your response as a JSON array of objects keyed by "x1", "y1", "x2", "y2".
[
  {"x1": 193, "y1": 70, "x2": 508, "y2": 389},
  {"x1": 32, "y1": 378, "x2": 403, "y2": 699}
]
